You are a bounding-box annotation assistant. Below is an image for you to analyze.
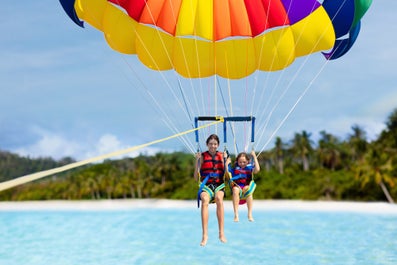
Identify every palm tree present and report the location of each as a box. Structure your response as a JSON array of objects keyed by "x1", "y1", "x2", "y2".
[
  {"x1": 258, "y1": 149, "x2": 272, "y2": 172},
  {"x1": 317, "y1": 131, "x2": 341, "y2": 171},
  {"x1": 80, "y1": 171, "x2": 100, "y2": 199},
  {"x1": 290, "y1": 130, "x2": 313, "y2": 171},
  {"x1": 356, "y1": 143, "x2": 395, "y2": 203},
  {"x1": 348, "y1": 125, "x2": 368, "y2": 163},
  {"x1": 132, "y1": 156, "x2": 150, "y2": 198},
  {"x1": 378, "y1": 108, "x2": 397, "y2": 148},
  {"x1": 273, "y1": 137, "x2": 285, "y2": 174}
]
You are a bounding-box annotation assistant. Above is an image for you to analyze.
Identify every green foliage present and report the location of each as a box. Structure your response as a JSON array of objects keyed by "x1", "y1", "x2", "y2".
[
  {"x1": 2, "y1": 108, "x2": 397, "y2": 203},
  {"x1": 0, "y1": 151, "x2": 74, "y2": 182}
]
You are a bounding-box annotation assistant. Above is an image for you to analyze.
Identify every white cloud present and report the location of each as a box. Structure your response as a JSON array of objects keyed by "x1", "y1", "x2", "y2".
[
  {"x1": 326, "y1": 116, "x2": 386, "y2": 142},
  {"x1": 13, "y1": 128, "x2": 166, "y2": 162},
  {"x1": 83, "y1": 134, "x2": 127, "y2": 161},
  {"x1": 15, "y1": 131, "x2": 82, "y2": 160},
  {"x1": 97, "y1": 134, "x2": 122, "y2": 155}
]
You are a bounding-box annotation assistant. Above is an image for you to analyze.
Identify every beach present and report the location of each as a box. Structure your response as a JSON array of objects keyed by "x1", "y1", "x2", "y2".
[{"x1": 1, "y1": 199, "x2": 397, "y2": 214}]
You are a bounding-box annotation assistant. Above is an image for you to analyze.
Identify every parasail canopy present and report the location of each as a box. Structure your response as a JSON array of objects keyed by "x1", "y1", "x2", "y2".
[{"x1": 59, "y1": 0, "x2": 372, "y2": 79}]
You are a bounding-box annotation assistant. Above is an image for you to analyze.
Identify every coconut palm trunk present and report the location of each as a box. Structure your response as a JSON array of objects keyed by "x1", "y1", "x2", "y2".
[{"x1": 379, "y1": 181, "x2": 395, "y2": 203}]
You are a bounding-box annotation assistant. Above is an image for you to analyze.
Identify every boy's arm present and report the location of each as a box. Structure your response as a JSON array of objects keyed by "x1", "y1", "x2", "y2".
[{"x1": 193, "y1": 152, "x2": 201, "y2": 181}]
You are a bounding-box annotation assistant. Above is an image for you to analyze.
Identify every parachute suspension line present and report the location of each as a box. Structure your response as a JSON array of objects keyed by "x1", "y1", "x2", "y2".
[
  {"x1": 254, "y1": 49, "x2": 299, "y2": 148},
  {"x1": 213, "y1": 74, "x2": 217, "y2": 116},
  {"x1": 196, "y1": 77, "x2": 213, "y2": 144},
  {"x1": 250, "y1": 74, "x2": 259, "y2": 152},
  {"x1": 227, "y1": 78, "x2": 239, "y2": 155},
  {"x1": 254, "y1": 67, "x2": 309, "y2": 154},
  {"x1": 134, "y1": 4, "x2": 218, "y2": 149},
  {"x1": 252, "y1": 0, "x2": 291, "y2": 120},
  {"x1": 216, "y1": 76, "x2": 230, "y2": 117},
  {"x1": 195, "y1": 116, "x2": 254, "y2": 156},
  {"x1": 253, "y1": 45, "x2": 289, "y2": 146},
  {"x1": 163, "y1": 3, "x2": 208, "y2": 144},
  {"x1": 256, "y1": 1, "x2": 341, "y2": 157},
  {"x1": 214, "y1": 77, "x2": 218, "y2": 136},
  {"x1": 120, "y1": 56, "x2": 195, "y2": 153},
  {"x1": 252, "y1": 0, "x2": 302, "y2": 142},
  {"x1": 66, "y1": 1, "x2": 197, "y2": 152},
  {"x1": 253, "y1": 0, "x2": 318, "y2": 125},
  {"x1": 176, "y1": 78, "x2": 201, "y2": 152},
  {"x1": 225, "y1": 78, "x2": 234, "y2": 117},
  {"x1": 72, "y1": 0, "x2": 185, "y2": 128},
  {"x1": 243, "y1": 68, "x2": 250, "y2": 151},
  {"x1": 217, "y1": 76, "x2": 238, "y2": 154},
  {"x1": 241, "y1": 40, "x2": 249, "y2": 152},
  {"x1": 253, "y1": 72, "x2": 289, "y2": 146},
  {"x1": 255, "y1": 0, "x2": 343, "y2": 155},
  {"x1": 224, "y1": 116, "x2": 256, "y2": 154},
  {"x1": 257, "y1": 58, "x2": 332, "y2": 158},
  {"x1": 0, "y1": 119, "x2": 222, "y2": 192},
  {"x1": 248, "y1": 71, "x2": 260, "y2": 154},
  {"x1": 177, "y1": 78, "x2": 194, "y2": 123},
  {"x1": 216, "y1": 58, "x2": 240, "y2": 154},
  {"x1": 249, "y1": 73, "x2": 258, "y2": 120},
  {"x1": 250, "y1": 74, "x2": 258, "y2": 153},
  {"x1": 195, "y1": 77, "x2": 207, "y2": 144},
  {"x1": 132, "y1": 4, "x2": 201, "y2": 151},
  {"x1": 171, "y1": 10, "x2": 208, "y2": 132},
  {"x1": 132, "y1": 34, "x2": 189, "y2": 119}
]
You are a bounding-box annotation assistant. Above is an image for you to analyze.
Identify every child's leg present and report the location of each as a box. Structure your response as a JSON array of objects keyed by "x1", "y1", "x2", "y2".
[
  {"x1": 232, "y1": 186, "x2": 240, "y2": 222},
  {"x1": 246, "y1": 194, "x2": 254, "y2": 221}
]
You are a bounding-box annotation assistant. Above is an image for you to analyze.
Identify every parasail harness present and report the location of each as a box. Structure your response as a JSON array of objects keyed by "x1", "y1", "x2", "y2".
[
  {"x1": 194, "y1": 116, "x2": 256, "y2": 208},
  {"x1": 228, "y1": 161, "x2": 257, "y2": 205}
]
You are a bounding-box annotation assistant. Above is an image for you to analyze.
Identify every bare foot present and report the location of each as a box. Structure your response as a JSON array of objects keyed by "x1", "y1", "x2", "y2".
[
  {"x1": 219, "y1": 233, "x2": 227, "y2": 243},
  {"x1": 200, "y1": 235, "x2": 208, "y2": 246},
  {"x1": 234, "y1": 215, "x2": 239, "y2": 222},
  {"x1": 248, "y1": 216, "x2": 254, "y2": 222}
]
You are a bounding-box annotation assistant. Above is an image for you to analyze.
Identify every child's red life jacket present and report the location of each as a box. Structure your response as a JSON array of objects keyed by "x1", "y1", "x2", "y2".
[{"x1": 200, "y1": 151, "x2": 224, "y2": 184}]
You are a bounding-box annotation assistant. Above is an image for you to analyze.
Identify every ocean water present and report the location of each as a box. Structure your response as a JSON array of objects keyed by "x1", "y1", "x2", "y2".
[{"x1": 1, "y1": 204, "x2": 396, "y2": 265}]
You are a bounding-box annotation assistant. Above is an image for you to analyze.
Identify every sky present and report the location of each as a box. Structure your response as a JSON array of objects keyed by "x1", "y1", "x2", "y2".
[{"x1": 1, "y1": 1, "x2": 396, "y2": 162}]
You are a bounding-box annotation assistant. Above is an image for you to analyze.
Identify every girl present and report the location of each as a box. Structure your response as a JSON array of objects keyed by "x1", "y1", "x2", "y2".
[{"x1": 226, "y1": 150, "x2": 260, "y2": 222}]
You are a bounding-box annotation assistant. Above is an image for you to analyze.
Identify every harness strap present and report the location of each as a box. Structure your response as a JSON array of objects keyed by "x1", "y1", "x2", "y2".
[
  {"x1": 231, "y1": 174, "x2": 248, "y2": 181},
  {"x1": 197, "y1": 173, "x2": 226, "y2": 208},
  {"x1": 197, "y1": 174, "x2": 211, "y2": 208}
]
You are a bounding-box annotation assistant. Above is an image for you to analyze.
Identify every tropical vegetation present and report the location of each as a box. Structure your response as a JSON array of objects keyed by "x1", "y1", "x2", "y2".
[{"x1": 1, "y1": 108, "x2": 397, "y2": 203}]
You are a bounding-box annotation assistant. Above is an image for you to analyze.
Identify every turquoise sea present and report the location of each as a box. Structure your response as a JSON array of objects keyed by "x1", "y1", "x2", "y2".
[{"x1": 0, "y1": 201, "x2": 396, "y2": 265}]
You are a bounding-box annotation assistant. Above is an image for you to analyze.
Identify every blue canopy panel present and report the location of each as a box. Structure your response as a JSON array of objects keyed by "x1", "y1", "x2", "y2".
[
  {"x1": 323, "y1": 21, "x2": 361, "y2": 60},
  {"x1": 59, "y1": 0, "x2": 84, "y2": 27}
]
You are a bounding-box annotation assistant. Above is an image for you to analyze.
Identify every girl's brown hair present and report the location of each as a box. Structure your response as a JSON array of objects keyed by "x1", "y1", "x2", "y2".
[
  {"x1": 206, "y1": 134, "x2": 220, "y2": 145},
  {"x1": 235, "y1": 152, "x2": 250, "y2": 166}
]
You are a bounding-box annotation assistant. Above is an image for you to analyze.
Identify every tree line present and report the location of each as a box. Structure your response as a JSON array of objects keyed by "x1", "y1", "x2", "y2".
[{"x1": 1, "y1": 109, "x2": 397, "y2": 203}]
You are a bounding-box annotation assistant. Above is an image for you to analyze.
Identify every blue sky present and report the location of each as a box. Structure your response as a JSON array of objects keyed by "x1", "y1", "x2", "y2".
[{"x1": 1, "y1": 1, "x2": 396, "y2": 161}]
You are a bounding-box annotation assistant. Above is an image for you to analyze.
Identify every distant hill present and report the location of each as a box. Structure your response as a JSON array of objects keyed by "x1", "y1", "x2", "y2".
[{"x1": 0, "y1": 150, "x2": 75, "y2": 182}]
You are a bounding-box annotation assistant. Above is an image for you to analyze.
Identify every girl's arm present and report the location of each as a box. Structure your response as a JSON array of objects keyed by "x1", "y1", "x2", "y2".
[
  {"x1": 224, "y1": 151, "x2": 232, "y2": 181},
  {"x1": 224, "y1": 151, "x2": 231, "y2": 169},
  {"x1": 251, "y1": 150, "x2": 260, "y2": 174}
]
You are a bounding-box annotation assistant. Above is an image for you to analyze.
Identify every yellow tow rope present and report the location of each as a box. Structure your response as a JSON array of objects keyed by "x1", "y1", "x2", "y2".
[{"x1": 0, "y1": 119, "x2": 223, "y2": 192}]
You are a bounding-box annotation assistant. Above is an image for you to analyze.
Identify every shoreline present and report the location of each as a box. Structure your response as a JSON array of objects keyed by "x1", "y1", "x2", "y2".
[{"x1": 0, "y1": 199, "x2": 397, "y2": 214}]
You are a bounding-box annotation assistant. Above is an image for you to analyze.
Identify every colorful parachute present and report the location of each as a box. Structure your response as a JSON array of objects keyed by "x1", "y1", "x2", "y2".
[{"x1": 59, "y1": 0, "x2": 372, "y2": 79}]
